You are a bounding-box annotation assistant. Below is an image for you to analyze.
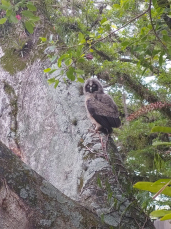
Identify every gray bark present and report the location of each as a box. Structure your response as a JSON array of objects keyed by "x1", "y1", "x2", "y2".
[{"x1": 0, "y1": 141, "x2": 109, "y2": 229}]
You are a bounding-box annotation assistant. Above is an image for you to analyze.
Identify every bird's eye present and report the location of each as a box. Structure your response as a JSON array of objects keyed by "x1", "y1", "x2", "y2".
[
  {"x1": 92, "y1": 84, "x2": 96, "y2": 87},
  {"x1": 86, "y1": 85, "x2": 90, "y2": 88}
]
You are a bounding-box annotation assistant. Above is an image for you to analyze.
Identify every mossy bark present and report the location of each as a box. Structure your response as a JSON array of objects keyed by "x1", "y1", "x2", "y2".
[{"x1": 0, "y1": 141, "x2": 110, "y2": 229}]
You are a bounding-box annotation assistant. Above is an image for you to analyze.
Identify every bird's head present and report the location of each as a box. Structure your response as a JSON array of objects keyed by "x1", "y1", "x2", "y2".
[{"x1": 84, "y1": 78, "x2": 104, "y2": 94}]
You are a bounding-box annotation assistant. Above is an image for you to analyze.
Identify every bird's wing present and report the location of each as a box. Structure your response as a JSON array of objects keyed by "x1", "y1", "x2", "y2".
[{"x1": 86, "y1": 95, "x2": 121, "y2": 128}]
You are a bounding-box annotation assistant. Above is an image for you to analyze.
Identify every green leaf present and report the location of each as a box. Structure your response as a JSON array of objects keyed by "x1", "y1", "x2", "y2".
[
  {"x1": 75, "y1": 69, "x2": 84, "y2": 75},
  {"x1": 27, "y1": 2, "x2": 37, "y2": 11},
  {"x1": 44, "y1": 68, "x2": 51, "y2": 73},
  {"x1": 22, "y1": 10, "x2": 39, "y2": 21},
  {"x1": 22, "y1": 10, "x2": 35, "y2": 18},
  {"x1": 77, "y1": 57, "x2": 85, "y2": 63},
  {"x1": 24, "y1": 21, "x2": 34, "y2": 34},
  {"x1": 29, "y1": 16, "x2": 40, "y2": 22},
  {"x1": 113, "y1": 4, "x2": 120, "y2": 9},
  {"x1": 78, "y1": 32, "x2": 84, "y2": 41},
  {"x1": 151, "y1": 126, "x2": 171, "y2": 133},
  {"x1": 0, "y1": 5, "x2": 9, "y2": 10},
  {"x1": 0, "y1": 17, "x2": 7, "y2": 24},
  {"x1": 54, "y1": 80, "x2": 59, "y2": 88},
  {"x1": 100, "y1": 17, "x2": 107, "y2": 25},
  {"x1": 76, "y1": 45, "x2": 83, "y2": 57},
  {"x1": 102, "y1": 20, "x2": 110, "y2": 25},
  {"x1": 161, "y1": 213, "x2": 171, "y2": 221},
  {"x1": 133, "y1": 182, "x2": 171, "y2": 197},
  {"x1": 152, "y1": 142, "x2": 171, "y2": 146},
  {"x1": 1, "y1": 0, "x2": 11, "y2": 8},
  {"x1": 141, "y1": 68, "x2": 147, "y2": 76},
  {"x1": 57, "y1": 54, "x2": 69, "y2": 67},
  {"x1": 163, "y1": 35, "x2": 169, "y2": 42},
  {"x1": 151, "y1": 209, "x2": 171, "y2": 218},
  {"x1": 65, "y1": 58, "x2": 72, "y2": 66},
  {"x1": 47, "y1": 77, "x2": 56, "y2": 84},
  {"x1": 153, "y1": 179, "x2": 171, "y2": 185},
  {"x1": 10, "y1": 15, "x2": 18, "y2": 23},
  {"x1": 39, "y1": 37, "x2": 47, "y2": 42},
  {"x1": 121, "y1": 41, "x2": 130, "y2": 47},
  {"x1": 66, "y1": 66, "x2": 75, "y2": 81},
  {"x1": 49, "y1": 69, "x2": 57, "y2": 74},
  {"x1": 77, "y1": 78, "x2": 84, "y2": 83},
  {"x1": 6, "y1": 9, "x2": 12, "y2": 17},
  {"x1": 152, "y1": 0, "x2": 157, "y2": 7}
]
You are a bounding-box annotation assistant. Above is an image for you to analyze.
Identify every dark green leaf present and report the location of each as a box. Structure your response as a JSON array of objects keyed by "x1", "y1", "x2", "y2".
[
  {"x1": 141, "y1": 68, "x2": 147, "y2": 76},
  {"x1": 29, "y1": 16, "x2": 40, "y2": 22},
  {"x1": 6, "y1": 9, "x2": 12, "y2": 17},
  {"x1": 159, "y1": 52, "x2": 164, "y2": 66},
  {"x1": 75, "y1": 69, "x2": 84, "y2": 75},
  {"x1": 10, "y1": 15, "x2": 18, "y2": 23},
  {"x1": 66, "y1": 67, "x2": 75, "y2": 81},
  {"x1": 22, "y1": 10, "x2": 35, "y2": 18},
  {"x1": 163, "y1": 35, "x2": 169, "y2": 42},
  {"x1": 78, "y1": 57, "x2": 85, "y2": 63},
  {"x1": 27, "y1": 2, "x2": 37, "y2": 11},
  {"x1": 121, "y1": 41, "x2": 130, "y2": 47},
  {"x1": 24, "y1": 21, "x2": 34, "y2": 34},
  {"x1": 152, "y1": 0, "x2": 157, "y2": 7}
]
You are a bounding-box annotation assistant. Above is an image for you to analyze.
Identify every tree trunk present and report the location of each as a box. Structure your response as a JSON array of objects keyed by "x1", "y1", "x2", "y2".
[{"x1": 0, "y1": 141, "x2": 110, "y2": 229}]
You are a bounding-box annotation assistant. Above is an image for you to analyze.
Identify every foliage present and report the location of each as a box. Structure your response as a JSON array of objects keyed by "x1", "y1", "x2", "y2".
[
  {"x1": 134, "y1": 127, "x2": 171, "y2": 220},
  {"x1": 0, "y1": 0, "x2": 39, "y2": 33}
]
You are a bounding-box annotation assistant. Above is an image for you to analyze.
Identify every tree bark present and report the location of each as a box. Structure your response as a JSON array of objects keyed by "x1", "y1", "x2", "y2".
[{"x1": 0, "y1": 141, "x2": 110, "y2": 229}]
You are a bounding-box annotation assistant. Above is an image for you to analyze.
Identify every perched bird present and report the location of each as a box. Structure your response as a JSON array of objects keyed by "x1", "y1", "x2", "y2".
[{"x1": 84, "y1": 78, "x2": 121, "y2": 134}]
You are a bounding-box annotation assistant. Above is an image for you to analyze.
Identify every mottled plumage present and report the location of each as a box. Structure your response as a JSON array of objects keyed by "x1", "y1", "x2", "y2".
[{"x1": 84, "y1": 78, "x2": 121, "y2": 134}]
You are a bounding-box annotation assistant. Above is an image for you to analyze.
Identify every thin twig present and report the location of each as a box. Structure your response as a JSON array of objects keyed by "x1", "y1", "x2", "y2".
[{"x1": 93, "y1": 3, "x2": 151, "y2": 44}]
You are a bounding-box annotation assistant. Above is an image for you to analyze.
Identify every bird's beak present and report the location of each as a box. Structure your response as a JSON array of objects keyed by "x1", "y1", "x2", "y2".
[{"x1": 89, "y1": 86, "x2": 93, "y2": 92}]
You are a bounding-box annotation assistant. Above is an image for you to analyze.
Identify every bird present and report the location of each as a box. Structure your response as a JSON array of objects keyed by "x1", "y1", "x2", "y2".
[{"x1": 84, "y1": 78, "x2": 121, "y2": 134}]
